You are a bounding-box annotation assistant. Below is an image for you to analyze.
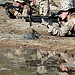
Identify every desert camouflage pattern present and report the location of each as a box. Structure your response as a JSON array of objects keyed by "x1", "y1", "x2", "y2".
[
  {"x1": 39, "y1": 0, "x2": 50, "y2": 16},
  {"x1": 50, "y1": 0, "x2": 74, "y2": 8},
  {"x1": 60, "y1": 0, "x2": 74, "y2": 10},
  {"x1": 48, "y1": 13, "x2": 75, "y2": 36},
  {"x1": 35, "y1": 0, "x2": 50, "y2": 16}
]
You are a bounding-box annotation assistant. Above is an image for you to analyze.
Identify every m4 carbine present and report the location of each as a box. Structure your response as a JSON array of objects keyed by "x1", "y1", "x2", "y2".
[{"x1": 17, "y1": 12, "x2": 59, "y2": 23}]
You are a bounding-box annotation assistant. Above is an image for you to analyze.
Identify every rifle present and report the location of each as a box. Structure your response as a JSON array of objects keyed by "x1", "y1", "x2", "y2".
[
  {"x1": 17, "y1": 12, "x2": 59, "y2": 23},
  {"x1": 0, "y1": 2, "x2": 23, "y2": 12},
  {"x1": 0, "y1": 1, "x2": 39, "y2": 13},
  {"x1": 0, "y1": 2, "x2": 24, "y2": 18},
  {"x1": 0, "y1": 1, "x2": 40, "y2": 18}
]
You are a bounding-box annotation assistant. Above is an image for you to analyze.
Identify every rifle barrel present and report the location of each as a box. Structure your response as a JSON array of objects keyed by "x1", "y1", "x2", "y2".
[{"x1": 17, "y1": 15, "x2": 49, "y2": 22}]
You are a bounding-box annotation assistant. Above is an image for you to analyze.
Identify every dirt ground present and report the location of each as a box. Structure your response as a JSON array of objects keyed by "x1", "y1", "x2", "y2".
[{"x1": 0, "y1": 7, "x2": 75, "y2": 55}]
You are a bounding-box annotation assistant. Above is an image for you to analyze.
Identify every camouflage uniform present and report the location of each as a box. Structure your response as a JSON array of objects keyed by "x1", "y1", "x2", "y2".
[
  {"x1": 35, "y1": 0, "x2": 50, "y2": 16},
  {"x1": 42, "y1": 0, "x2": 75, "y2": 36},
  {"x1": 14, "y1": 0, "x2": 30, "y2": 16},
  {"x1": 48, "y1": 13, "x2": 75, "y2": 36}
]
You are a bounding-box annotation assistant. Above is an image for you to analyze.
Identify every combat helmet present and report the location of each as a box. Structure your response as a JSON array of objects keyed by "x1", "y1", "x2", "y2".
[
  {"x1": 58, "y1": 0, "x2": 75, "y2": 14},
  {"x1": 14, "y1": 0, "x2": 25, "y2": 3}
]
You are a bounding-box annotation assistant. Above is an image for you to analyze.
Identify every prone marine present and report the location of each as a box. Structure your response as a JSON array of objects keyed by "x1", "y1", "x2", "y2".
[{"x1": 42, "y1": 0, "x2": 75, "y2": 36}]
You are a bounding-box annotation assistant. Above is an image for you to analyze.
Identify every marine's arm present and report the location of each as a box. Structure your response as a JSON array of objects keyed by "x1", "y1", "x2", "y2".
[{"x1": 48, "y1": 19, "x2": 75, "y2": 36}]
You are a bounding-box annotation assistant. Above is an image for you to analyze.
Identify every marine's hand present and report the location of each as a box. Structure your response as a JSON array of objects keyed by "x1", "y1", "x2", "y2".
[
  {"x1": 41, "y1": 18, "x2": 48, "y2": 27},
  {"x1": 48, "y1": 25, "x2": 54, "y2": 33}
]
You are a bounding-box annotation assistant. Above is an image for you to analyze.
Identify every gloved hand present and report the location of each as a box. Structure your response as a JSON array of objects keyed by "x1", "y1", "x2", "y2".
[
  {"x1": 41, "y1": 18, "x2": 48, "y2": 27},
  {"x1": 48, "y1": 25, "x2": 54, "y2": 33}
]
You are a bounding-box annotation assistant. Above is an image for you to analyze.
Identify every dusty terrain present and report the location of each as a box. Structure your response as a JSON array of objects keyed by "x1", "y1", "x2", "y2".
[{"x1": 0, "y1": 7, "x2": 75, "y2": 55}]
